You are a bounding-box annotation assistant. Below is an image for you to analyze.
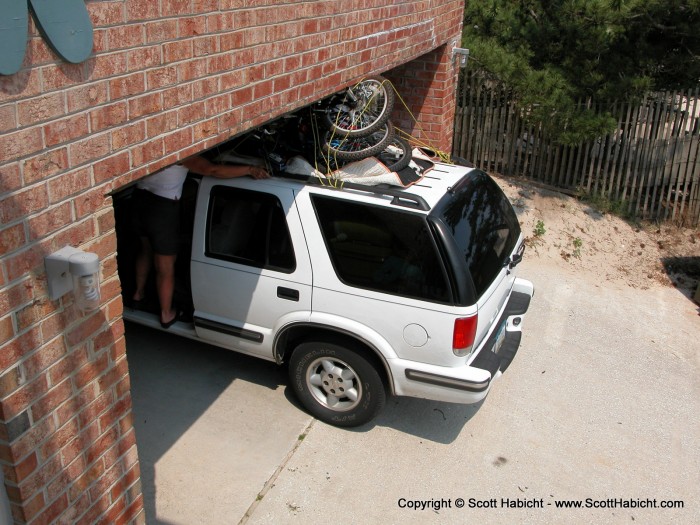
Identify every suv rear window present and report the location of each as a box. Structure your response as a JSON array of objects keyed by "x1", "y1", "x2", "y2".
[
  {"x1": 313, "y1": 196, "x2": 450, "y2": 303},
  {"x1": 433, "y1": 170, "x2": 520, "y2": 297}
]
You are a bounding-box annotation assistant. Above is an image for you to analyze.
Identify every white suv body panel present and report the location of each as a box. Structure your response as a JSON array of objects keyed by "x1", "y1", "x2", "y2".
[{"x1": 122, "y1": 160, "x2": 534, "y2": 413}]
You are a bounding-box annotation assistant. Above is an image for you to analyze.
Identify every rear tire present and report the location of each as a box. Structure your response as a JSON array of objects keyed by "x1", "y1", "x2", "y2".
[
  {"x1": 322, "y1": 121, "x2": 395, "y2": 162},
  {"x1": 289, "y1": 340, "x2": 386, "y2": 427}
]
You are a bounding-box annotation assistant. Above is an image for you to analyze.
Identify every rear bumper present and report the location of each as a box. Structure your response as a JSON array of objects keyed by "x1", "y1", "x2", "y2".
[{"x1": 390, "y1": 277, "x2": 534, "y2": 405}]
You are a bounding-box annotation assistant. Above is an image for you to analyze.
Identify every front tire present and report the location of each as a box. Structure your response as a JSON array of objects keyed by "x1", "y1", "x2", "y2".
[{"x1": 289, "y1": 341, "x2": 386, "y2": 427}]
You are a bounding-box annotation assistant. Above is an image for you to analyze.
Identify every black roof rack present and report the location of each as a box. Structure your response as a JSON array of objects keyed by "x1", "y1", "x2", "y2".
[{"x1": 297, "y1": 176, "x2": 431, "y2": 211}]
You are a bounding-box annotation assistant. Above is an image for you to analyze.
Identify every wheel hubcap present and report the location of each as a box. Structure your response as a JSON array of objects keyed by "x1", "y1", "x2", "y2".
[{"x1": 306, "y1": 357, "x2": 362, "y2": 412}]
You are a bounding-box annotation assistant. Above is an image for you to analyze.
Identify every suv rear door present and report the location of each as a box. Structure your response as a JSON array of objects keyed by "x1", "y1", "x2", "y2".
[
  {"x1": 190, "y1": 178, "x2": 312, "y2": 360},
  {"x1": 431, "y1": 170, "x2": 523, "y2": 351}
]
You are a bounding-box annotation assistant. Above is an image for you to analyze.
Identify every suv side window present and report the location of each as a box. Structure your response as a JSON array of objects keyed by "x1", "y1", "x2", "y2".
[
  {"x1": 313, "y1": 196, "x2": 450, "y2": 303},
  {"x1": 206, "y1": 186, "x2": 296, "y2": 272}
]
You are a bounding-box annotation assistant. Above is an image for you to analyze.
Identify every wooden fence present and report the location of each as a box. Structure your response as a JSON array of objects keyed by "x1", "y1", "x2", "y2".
[{"x1": 452, "y1": 69, "x2": 700, "y2": 226}]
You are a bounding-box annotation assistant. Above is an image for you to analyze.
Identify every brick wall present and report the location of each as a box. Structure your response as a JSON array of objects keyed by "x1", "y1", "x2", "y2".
[{"x1": 0, "y1": 1, "x2": 464, "y2": 523}]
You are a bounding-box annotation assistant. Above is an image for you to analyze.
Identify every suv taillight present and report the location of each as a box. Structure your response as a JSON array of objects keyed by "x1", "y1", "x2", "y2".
[{"x1": 453, "y1": 316, "x2": 478, "y2": 357}]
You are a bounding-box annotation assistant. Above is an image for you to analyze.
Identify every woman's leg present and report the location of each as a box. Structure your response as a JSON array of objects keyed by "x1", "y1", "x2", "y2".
[
  {"x1": 154, "y1": 253, "x2": 178, "y2": 324},
  {"x1": 133, "y1": 237, "x2": 152, "y2": 302}
]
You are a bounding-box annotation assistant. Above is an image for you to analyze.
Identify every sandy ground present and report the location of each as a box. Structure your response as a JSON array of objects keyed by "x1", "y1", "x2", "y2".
[{"x1": 494, "y1": 175, "x2": 700, "y2": 299}]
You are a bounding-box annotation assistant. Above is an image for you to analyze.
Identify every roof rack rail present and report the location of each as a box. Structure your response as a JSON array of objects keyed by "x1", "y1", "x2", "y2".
[{"x1": 304, "y1": 177, "x2": 431, "y2": 211}]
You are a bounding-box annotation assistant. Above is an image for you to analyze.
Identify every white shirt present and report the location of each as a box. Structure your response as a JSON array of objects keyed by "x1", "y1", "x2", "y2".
[{"x1": 136, "y1": 164, "x2": 189, "y2": 200}]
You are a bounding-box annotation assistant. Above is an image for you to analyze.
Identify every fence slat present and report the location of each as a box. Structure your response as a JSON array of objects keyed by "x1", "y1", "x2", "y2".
[{"x1": 452, "y1": 70, "x2": 700, "y2": 225}]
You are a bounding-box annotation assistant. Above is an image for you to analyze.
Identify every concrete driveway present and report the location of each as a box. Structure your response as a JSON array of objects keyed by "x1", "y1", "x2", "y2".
[{"x1": 126, "y1": 257, "x2": 700, "y2": 524}]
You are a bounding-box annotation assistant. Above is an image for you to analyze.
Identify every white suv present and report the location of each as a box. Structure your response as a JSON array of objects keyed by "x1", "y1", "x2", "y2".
[{"x1": 116, "y1": 160, "x2": 533, "y2": 427}]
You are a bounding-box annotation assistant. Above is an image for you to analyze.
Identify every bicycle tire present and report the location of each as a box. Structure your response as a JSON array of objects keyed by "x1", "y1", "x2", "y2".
[
  {"x1": 324, "y1": 76, "x2": 395, "y2": 138},
  {"x1": 375, "y1": 135, "x2": 412, "y2": 172},
  {"x1": 322, "y1": 121, "x2": 395, "y2": 162}
]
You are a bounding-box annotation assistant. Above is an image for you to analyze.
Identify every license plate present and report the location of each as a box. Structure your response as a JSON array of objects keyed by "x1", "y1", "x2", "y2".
[{"x1": 492, "y1": 322, "x2": 506, "y2": 355}]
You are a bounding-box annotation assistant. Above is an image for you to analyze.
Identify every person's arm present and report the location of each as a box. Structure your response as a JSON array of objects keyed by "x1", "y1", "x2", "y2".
[{"x1": 181, "y1": 156, "x2": 269, "y2": 179}]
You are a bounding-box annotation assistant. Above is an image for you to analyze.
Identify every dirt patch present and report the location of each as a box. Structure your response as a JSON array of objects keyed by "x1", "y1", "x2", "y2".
[{"x1": 493, "y1": 175, "x2": 700, "y2": 296}]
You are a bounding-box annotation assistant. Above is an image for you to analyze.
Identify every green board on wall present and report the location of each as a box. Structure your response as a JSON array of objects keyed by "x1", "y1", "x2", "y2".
[
  {"x1": 0, "y1": 0, "x2": 29, "y2": 75},
  {"x1": 0, "y1": 0, "x2": 93, "y2": 75},
  {"x1": 29, "y1": 0, "x2": 93, "y2": 64}
]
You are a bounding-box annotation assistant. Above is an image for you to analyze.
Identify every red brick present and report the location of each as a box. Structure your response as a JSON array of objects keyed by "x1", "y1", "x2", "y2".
[
  {"x1": 93, "y1": 492, "x2": 126, "y2": 525},
  {"x1": 87, "y1": 1, "x2": 126, "y2": 25},
  {"x1": 145, "y1": 20, "x2": 178, "y2": 43},
  {"x1": 163, "y1": 128, "x2": 193, "y2": 155},
  {"x1": 40, "y1": 63, "x2": 89, "y2": 92},
  {"x1": 22, "y1": 148, "x2": 69, "y2": 184},
  {"x1": 30, "y1": 379, "x2": 73, "y2": 422},
  {"x1": 126, "y1": 46, "x2": 162, "y2": 72},
  {"x1": 65, "y1": 311, "x2": 108, "y2": 349},
  {"x1": 4, "y1": 244, "x2": 48, "y2": 284},
  {"x1": 0, "y1": 162, "x2": 21, "y2": 193},
  {"x1": 0, "y1": 327, "x2": 41, "y2": 370},
  {"x1": 131, "y1": 138, "x2": 164, "y2": 167},
  {"x1": 0, "y1": 315, "x2": 14, "y2": 346},
  {"x1": 0, "y1": 279, "x2": 35, "y2": 318},
  {"x1": 47, "y1": 168, "x2": 91, "y2": 203},
  {"x1": 74, "y1": 184, "x2": 111, "y2": 218},
  {"x1": 193, "y1": 118, "x2": 219, "y2": 141},
  {"x1": 89, "y1": 102, "x2": 128, "y2": 132},
  {"x1": 35, "y1": 419, "x2": 79, "y2": 470},
  {"x1": 52, "y1": 492, "x2": 91, "y2": 525},
  {"x1": 8, "y1": 414, "x2": 55, "y2": 458},
  {"x1": 43, "y1": 114, "x2": 89, "y2": 147},
  {"x1": 27, "y1": 202, "x2": 73, "y2": 242},
  {"x1": 93, "y1": 152, "x2": 131, "y2": 184},
  {"x1": 111, "y1": 121, "x2": 146, "y2": 150},
  {"x1": 37, "y1": 310, "x2": 73, "y2": 344},
  {"x1": 30, "y1": 491, "x2": 68, "y2": 525},
  {"x1": 75, "y1": 490, "x2": 110, "y2": 525},
  {"x1": 163, "y1": 85, "x2": 193, "y2": 108},
  {"x1": 107, "y1": 24, "x2": 145, "y2": 51},
  {"x1": 21, "y1": 337, "x2": 64, "y2": 381},
  {"x1": 14, "y1": 452, "x2": 39, "y2": 484},
  {"x1": 0, "y1": 366, "x2": 22, "y2": 401},
  {"x1": 177, "y1": 58, "x2": 208, "y2": 81},
  {"x1": 18, "y1": 93, "x2": 66, "y2": 127},
  {"x1": 162, "y1": 0, "x2": 192, "y2": 17},
  {"x1": 194, "y1": 35, "x2": 218, "y2": 57},
  {"x1": 0, "y1": 224, "x2": 27, "y2": 255},
  {"x1": 177, "y1": 100, "x2": 206, "y2": 125},
  {"x1": 48, "y1": 345, "x2": 87, "y2": 387},
  {"x1": 179, "y1": 16, "x2": 208, "y2": 38},
  {"x1": 109, "y1": 72, "x2": 146, "y2": 100},
  {"x1": 114, "y1": 496, "x2": 145, "y2": 525},
  {"x1": 145, "y1": 111, "x2": 177, "y2": 139},
  {"x1": 0, "y1": 104, "x2": 17, "y2": 133},
  {"x1": 85, "y1": 426, "x2": 120, "y2": 468},
  {"x1": 2, "y1": 373, "x2": 49, "y2": 420},
  {"x1": 88, "y1": 52, "x2": 128, "y2": 80},
  {"x1": 114, "y1": 373, "x2": 131, "y2": 402},
  {"x1": 126, "y1": 3, "x2": 159, "y2": 22},
  {"x1": 78, "y1": 391, "x2": 115, "y2": 433},
  {"x1": 51, "y1": 220, "x2": 97, "y2": 259},
  {"x1": 0, "y1": 127, "x2": 44, "y2": 162},
  {"x1": 163, "y1": 40, "x2": 194, "y2": 63},
  {"x1": 193, "y1": 0, "x2": 219, "y2": 13},
  {"x1": 146, "y1": 65, "x2": 178, "y2": 90},
  {"x1": 0, "y1": 69, "x2": 41, "y2": 104},
  {"x1": 128, "y1": 92, "x2": 163, "y2": 119},
  {"x1": 192, "y1": 77, "x2": 219, "y2": 100},
  {"x1": 69, "y1": 134, "x2": 112, "y2": 167}
]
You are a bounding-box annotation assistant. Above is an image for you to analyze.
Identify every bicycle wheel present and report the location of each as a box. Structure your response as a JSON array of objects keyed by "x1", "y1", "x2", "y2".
[
  {"x1": 322, "y1": 121, "x2": 395, "y2": 162},
  {"x1": 375, "y1": 135, "x2": 412, "y2": 172},
  {"x1": 324, "y1": 76, "x2": 395, "y2": 138}
]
